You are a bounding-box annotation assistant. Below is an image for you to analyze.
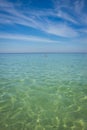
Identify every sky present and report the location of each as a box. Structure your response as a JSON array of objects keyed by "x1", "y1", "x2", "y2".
[{"x1": 0, "y1": 0, "x2": 87, "y2": 53}]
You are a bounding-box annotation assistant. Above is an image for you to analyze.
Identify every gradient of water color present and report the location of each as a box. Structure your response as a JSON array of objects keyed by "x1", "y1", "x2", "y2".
[{"x1": 0, "y1": 53, "x2": 87, "y2": 130}]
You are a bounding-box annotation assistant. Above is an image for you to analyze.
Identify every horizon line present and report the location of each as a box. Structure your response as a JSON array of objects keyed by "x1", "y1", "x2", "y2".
[{"x1": 0, "y1": 52, "x2": 87, "y2": 54}]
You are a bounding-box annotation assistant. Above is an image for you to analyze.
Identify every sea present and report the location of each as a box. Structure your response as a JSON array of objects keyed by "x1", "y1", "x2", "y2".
[{"x1": 0, "y1": 53, "x2": 87, "y2": 130}]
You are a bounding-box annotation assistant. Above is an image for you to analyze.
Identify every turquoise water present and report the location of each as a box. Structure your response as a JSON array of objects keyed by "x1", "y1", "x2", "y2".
[{"x1": 0, "y1": 53, "x2": 87, "y2": 130}]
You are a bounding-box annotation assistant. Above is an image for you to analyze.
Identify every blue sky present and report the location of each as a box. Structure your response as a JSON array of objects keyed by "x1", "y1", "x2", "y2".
[{"x1": 0, "y1": 0, "x2": 87, "y2": 53}]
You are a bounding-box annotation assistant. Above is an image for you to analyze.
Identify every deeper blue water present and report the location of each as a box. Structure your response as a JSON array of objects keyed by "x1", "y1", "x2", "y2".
[{"x1": 0, "y1": 53, "x2": 87, "y2": 130}]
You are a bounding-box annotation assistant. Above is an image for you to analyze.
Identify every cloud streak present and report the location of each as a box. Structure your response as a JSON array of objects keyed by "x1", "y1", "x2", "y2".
[
  {"x1": 41, "y1": 22, "x2": 78, "y2": 37},
  {"x1": 0, "y1": 33, "x2": 58, "y2": 43}
]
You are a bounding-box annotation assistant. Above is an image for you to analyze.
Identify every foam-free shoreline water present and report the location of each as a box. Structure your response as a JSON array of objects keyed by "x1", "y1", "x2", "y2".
[{"x1": 0, "y1": 53, "x2": 87, "y2": 130}]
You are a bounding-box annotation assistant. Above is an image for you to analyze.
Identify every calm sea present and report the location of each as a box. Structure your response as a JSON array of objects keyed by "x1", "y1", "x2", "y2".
[{"x1": 0, "y1": 53, "x2": 87, "y2": 130}]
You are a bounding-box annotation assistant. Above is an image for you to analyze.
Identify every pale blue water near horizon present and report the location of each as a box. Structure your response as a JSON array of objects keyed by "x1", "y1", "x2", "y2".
[{"x1": 0, "y1": 53, "x2": 87, "y2": 130}]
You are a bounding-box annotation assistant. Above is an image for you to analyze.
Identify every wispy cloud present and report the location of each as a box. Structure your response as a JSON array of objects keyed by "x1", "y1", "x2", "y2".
[
  {"x1": 54, "y1": 0, "x2": 87, "y2": 24},
  {"x1": 0, "y1": 33, "x2": 58, "y2": 43},
  {"x1": 56, "y1": 10, "x2": 78, "y2": 24},
  {"x1": 40, "y1": 22, "x2": 78, "y2": 37},
  {"x1": 0, "y1": 0, "x2": 87, "y2": 39},
  {"x1": 74, "y1": 0, "x2": 84, "y2": 14}
]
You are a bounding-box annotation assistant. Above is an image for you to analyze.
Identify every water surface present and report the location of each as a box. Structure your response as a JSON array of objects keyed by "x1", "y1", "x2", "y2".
[{"x1": 0, "y1": 53, "x2": 87, "y2": 130}]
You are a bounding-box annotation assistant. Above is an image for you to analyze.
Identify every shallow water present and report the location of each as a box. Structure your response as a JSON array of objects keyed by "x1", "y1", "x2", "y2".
[{"x1": 0, "y1": 53, "x2": 87, "y2": 130}]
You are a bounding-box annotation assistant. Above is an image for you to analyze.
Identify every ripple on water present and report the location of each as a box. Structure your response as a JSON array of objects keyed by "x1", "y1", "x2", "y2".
[{"x1": 0, "y1": 53, "x2": 87, "y2": 130}]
